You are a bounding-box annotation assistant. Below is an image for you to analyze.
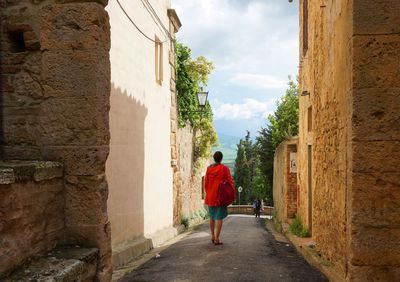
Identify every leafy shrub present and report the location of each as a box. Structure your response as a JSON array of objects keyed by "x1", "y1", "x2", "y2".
[
  {"x1": 181, "y1": 215, "x2": 189, "y2": 229},
  {"x1": 289, "y1": 215, "x2": 309, "y2": 237}
]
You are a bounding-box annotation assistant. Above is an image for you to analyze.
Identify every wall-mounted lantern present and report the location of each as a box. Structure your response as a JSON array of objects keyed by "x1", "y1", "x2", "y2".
[{"x1": 197, "y1": 88, "x2": 209, "y2": 108}]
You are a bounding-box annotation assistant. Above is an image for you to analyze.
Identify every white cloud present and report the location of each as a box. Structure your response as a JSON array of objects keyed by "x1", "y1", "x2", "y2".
[
  {"x1": 173, "y1": 0, "x2": 299, "y2": 77},
  {"x1": 172, "y1": 0, "x2": 299, "y2": 134},
  {"x1": 212, "y1": 98, "x2": 276, "y2": 120},
  {"x1": 229, "y1": 73, "x2": 286, "y2": 89}
]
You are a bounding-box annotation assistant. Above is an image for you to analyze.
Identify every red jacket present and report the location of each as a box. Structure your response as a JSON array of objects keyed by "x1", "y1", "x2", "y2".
[{"x1": 204, "y1": 163, "x2": 234, "y2": 206}]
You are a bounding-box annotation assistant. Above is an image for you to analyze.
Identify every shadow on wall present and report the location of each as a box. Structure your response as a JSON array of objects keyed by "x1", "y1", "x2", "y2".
[{"x1": 106, "y1": 83, "x2": 148, "y2": 248}]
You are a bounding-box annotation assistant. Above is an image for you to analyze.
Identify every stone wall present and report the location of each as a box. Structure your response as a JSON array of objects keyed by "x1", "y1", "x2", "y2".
[
  {"x1": 177, "y1": 125, "x2": 204, "y2": 218},
  {"x1": 0, "y1": 161, "x2": 63, "y2": 277},
  {"x1": 348, "y1": 1, "x2": 400, "y2": 280},
  {"x1": 286, "y1": 144, "x2": 297, "y2": 218},
  {"x1": 298, "y1": 0, "x2": 352, "y2": 277},
  {"x1": 273, "y1": 138, "x2": 298, "y2": 224},
  {"x1": 273, "y1": 140, "x2": 286, "y2": 223},
  {"x1": 298, "y1": 0, "x2": 400, "y2": 280},
  {"x1": 0, "y1": 1, "x2": 112, "y2": 280}
]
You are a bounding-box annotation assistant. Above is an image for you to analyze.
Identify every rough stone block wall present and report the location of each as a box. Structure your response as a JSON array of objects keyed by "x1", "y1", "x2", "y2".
[
  {"x1": 286, "y1": 144, "x2": 297, "y2": 219},
  {"x1": 0, "y1": 1, "x2": 112, "y2": 280},
  {"x1": 0, "y1": 162, "x2": 64, "y2": 277},
  {"x1": 298, "y1": 0, "x2": 352, "y2": 277},
  {"x1": 273, "y1": 141, "x2": 285, "y2": 222},
  {"x1": 178, "y1": 125, "x2": 204, "y2": 218},
  {"x1": 348, "y1": 1, "x2": 400, "y2": 280}
]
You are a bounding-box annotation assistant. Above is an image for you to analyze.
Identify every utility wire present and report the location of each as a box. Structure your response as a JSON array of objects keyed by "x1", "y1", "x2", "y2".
[
  {"x1": 142, "y1": 0, "x2": 172, "y2": 39},
  {"x1": 116, "y1": 0, "x2": 167, "y2": 43}
]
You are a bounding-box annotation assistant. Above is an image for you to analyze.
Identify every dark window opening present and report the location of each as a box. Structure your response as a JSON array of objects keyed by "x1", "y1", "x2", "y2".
[
  {"x1": 303, "y1": 0, "x2": 309, "y2": 56},
  {"x1": 9, "y1": 30, "x2": 26, "y2": 53},
  {"x1": 307, "y1": 106, "x2": 312, "y2": 132}
]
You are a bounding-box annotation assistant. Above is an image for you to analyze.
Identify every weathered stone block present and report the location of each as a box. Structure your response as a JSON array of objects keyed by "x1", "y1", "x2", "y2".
[
  {"x1": 55, "y1": 0, "x2": 109, "y2": 7},
  {"x1": 65, "y1": 175, "x2": 108, "y2": 226},
  {"x1": 13, "y1": 59, "x2": 44, "y2": 99},
  {"x1": 352, "y1": 141, "x2": 400, "y2": 173},
  {"x1": 170, "y1": 132, "x2": 176, "y2": 144},
  {"x1": 38, "y1": 97, "x2": 109, "y2": 146},
  {"x1": 350, "y1": 226, "x2": 400, "y2": 266},
  {"x1": 348, "y1": 265, "x2": 400, "y2": 282},
  {"x1": 40, "y1": 2, "x2": 110, "y2": 51},
  {"x1": 41, "y1": 50, "x2": 110, "y2": 98},
  {"x1": 0, "y1": 75, "x2": 15, "y2": 92},
  {"x1": 352, "y1": 172, "x2": 400, "y2": 228},
  {"x1": 0, "y1": 169, "x2": 15, "y2": 184},
  {"x1": 353, "y1": 35, "x2": 400, "y2": 89},
  {"x1": 354, "y1": 0, "x2": 400, "y2": 35},
  {"x1": 2, "y1": 145, "x2": 42, "y2": 160},
  {"x1": 42, "y1": 145, "x2": 109, "y2": 175},
  {"x1": 170, "y1": 79, "x2": 176, "y2": 92},
  {"x1": 353, "y1": 88, "x2": 400, "y2": 141},
  {"x1": 171, "y1": 146, "x2": 177, "y2": 159},
  {"x1": 2, "y1": 108, "x2": 40, "y2": 146},
  {"x1": 170, "y1": 119, "x2": 177, "y2": 133},
  {"x1": 169, "y1": 50, "x2": 175, "y2": 65},
  {"x1": 0, "y1": 179, "x2": 64, "y2": 275}
]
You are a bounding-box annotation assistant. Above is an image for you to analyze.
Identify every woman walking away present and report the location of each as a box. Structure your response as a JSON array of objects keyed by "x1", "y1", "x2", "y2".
[{"x1": 205, "y1": 151, "x2": 235, "y2": 245}]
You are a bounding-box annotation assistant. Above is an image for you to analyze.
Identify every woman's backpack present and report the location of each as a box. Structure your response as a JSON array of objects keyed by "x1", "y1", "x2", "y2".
[{"x1": 216, "y1": 165, "x2": 236, "y2": 206}]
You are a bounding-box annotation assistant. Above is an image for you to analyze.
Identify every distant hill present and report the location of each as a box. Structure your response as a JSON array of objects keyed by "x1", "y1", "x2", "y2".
[{"x1": 213, "y1": 133, "x2": 240, "y2": 172}]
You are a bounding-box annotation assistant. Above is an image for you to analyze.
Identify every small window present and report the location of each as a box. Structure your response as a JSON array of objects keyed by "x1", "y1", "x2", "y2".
[
  {"x1": 307, "y1": 106, "x2": 312, "y2": 132},
  {"x1": 155, "y1": 36, "x2": 163, "y2": 85},
  {"x1": 303, "y1": 0, "x2": 309, "y2": 56}
]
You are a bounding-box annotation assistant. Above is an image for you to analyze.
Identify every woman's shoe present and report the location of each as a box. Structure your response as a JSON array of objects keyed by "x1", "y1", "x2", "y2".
[{"x1": 214, "y1": 239, "x2": 223, "y2": 245}]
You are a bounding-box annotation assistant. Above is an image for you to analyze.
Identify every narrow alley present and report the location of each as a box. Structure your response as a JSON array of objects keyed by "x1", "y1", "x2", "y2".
[{"x1": 119, "y1": 216, "x2": 327, "y2": 282}]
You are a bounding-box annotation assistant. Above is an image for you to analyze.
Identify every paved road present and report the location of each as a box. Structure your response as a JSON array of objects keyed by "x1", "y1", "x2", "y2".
[{"x1": 120, "y1": 215, "x2": 327, "y2": 282}]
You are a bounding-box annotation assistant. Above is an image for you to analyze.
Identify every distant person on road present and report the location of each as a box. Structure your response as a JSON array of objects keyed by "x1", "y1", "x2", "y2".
[
  {"x1": 255, "y1": 198, "x2": 262, "y2": 218},
  {"x1": 204, "y1": 151, "x2": 235, "y2": 245}
]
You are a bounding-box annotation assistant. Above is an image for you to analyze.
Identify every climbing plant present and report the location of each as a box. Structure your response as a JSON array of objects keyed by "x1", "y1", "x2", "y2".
[
  {"x1": 175, "y1": 41, "x2": 218, "y2": 167},
  {"x1": 175, "y1": 41, "x2": 214, "y2": 128}
]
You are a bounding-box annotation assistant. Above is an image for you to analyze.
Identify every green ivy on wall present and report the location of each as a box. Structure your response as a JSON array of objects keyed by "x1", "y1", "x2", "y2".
[{"x1": 175, "y1": 41, "x2": 218, "y2": 167}]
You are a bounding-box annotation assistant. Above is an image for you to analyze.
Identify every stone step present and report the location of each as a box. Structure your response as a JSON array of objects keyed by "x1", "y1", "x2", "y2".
[{"x1": 3, "y1": 246, "x2": 98, "y2": 282}]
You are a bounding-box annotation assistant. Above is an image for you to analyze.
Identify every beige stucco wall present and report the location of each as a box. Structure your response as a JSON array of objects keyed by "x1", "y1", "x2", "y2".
[
  {"x1": 106, "y1": 0, "x2": 174, "y2": 247},
  {"x1": 298, "y1": 0, "x2": 353, "y2": 276}
]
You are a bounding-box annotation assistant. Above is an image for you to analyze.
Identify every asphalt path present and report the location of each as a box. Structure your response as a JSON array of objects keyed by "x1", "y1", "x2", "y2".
[{"x1": 120, "y1": 215, "x2": 327, "y2": 282}]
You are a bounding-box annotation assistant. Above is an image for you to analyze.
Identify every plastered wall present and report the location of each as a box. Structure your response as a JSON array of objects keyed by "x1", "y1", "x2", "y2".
[{"x1": 105, "y1": 0, "x2": 174, "y2": 248}]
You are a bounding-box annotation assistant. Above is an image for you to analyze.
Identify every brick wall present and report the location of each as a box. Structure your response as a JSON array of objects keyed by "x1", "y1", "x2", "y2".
[{"x1": 286, "y1": 144, "x2": 297, "y2": 218}]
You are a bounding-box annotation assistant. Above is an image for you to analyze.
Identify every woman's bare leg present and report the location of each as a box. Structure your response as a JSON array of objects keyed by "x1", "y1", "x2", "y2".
[
  {"x1": 210, "y1": 219, "x2": 215, "y2": 241},
  {"x1": 215, "y1": 220, "x2": 223, "y2": 243}
]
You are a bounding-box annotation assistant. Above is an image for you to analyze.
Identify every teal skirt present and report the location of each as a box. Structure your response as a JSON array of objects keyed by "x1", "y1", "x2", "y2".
[{"x1": 208, "y1": 206, "x2": 228, "y2": 220}]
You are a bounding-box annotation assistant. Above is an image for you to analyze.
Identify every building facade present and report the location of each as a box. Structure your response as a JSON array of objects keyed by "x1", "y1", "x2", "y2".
[
  {"x1": 273, "y1": 138, "x2": 298, "y2": 225},
  {"x1": 0, "y1": 0, "x2": 191, "y2": 280},
  {"x1": 297, "y1": 0, "x2": 400, "y2": 280},
  {"x1": 105, "y1": 0, "x2": 182, "y2": 267}
]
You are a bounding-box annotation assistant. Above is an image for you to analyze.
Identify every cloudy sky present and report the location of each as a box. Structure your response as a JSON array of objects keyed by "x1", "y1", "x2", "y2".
[{"x1": 172, "y1": 0, "x2": 299, "y2": 138}]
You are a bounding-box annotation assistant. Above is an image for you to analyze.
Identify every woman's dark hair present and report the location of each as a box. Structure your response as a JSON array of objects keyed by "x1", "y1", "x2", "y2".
[{"x1": 213, "y1": 151, "x2": 223, "y2": 163}]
